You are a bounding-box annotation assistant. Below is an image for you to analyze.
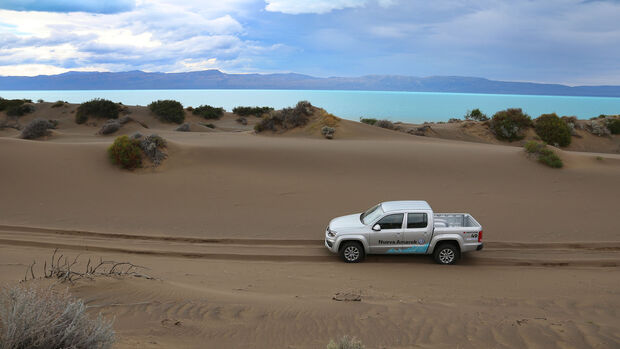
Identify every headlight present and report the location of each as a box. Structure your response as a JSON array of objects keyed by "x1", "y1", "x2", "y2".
[{"x1": 327, "y1": 228, "x2": 336, "y2": 238}]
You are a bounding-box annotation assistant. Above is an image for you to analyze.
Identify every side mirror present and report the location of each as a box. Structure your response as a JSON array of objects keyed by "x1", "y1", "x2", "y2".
[{"x1": 372, "y1": 224, "x2": 381, "y2": 231}]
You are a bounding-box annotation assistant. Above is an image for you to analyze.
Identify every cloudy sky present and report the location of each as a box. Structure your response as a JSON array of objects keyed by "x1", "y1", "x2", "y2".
[{"x1": 0, "y1": 0, "x2": 619, "y2": 85}]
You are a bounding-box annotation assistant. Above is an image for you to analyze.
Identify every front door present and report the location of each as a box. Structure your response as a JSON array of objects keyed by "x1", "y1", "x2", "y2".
[
  {"x1": 401, "y1": 212, "x2": 431, "y2": 253},
  {"x1": 369, "y1": 213, "x2": 404, "y2": 253}
]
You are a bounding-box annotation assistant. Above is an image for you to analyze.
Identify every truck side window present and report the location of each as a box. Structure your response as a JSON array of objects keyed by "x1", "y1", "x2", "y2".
[
  {"x1": 407, "y1": 213, "x2": 428, "y2": 228},
  {"x1": 376, "y1": 214, "x2": 404, "y2": 230}
]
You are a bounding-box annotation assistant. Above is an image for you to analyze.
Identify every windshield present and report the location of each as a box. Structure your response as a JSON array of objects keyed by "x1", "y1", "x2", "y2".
[{"x1": 360, "y1": 204, "x2": 384, "y2": 225}]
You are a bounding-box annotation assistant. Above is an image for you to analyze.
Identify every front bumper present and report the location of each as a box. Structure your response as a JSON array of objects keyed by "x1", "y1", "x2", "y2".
[{"x1": 325, "y1": 238, "x2": 337, "y2": 253}]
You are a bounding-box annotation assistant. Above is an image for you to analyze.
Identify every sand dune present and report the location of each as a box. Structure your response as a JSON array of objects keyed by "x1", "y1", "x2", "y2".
[{"x1": 1, "y1": 102, "x2": 619, "y2": 348}]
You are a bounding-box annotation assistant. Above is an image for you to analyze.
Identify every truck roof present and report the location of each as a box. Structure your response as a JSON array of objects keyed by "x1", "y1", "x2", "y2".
[{"x1": 381, "y1": 200, "x2": 431, "y2": 212}]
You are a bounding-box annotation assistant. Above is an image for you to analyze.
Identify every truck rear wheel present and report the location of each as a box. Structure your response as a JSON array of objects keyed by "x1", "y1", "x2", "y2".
[
  {"x1": 339, "y1": 241, "x2": 365, "y2": 263},
  {"x1": 433, "y1": 244, "x2": 459, "y2": 265}
]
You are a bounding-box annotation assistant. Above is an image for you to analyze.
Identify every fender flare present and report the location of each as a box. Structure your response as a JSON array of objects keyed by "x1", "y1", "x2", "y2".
[
  {"x1": 335, "y1": 236, "x2": 370, "y2": 254},
  {"x1": 428, "y1": 235, "x2": 464, "y2": 254}
]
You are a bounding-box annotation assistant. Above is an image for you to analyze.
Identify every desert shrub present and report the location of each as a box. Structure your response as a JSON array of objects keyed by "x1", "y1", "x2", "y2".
[
  {"x1": 148, "y1": 99, "x2": 184, "y2": 124},
  {"x1": 359, "y1": 118, "x2": 377, "y2": 125},
  {"x1": 118, "y1": 116, "x2": 132, "y2": 124},
  {"x1": 98, "y1": 119, "x2": 121, "y2": 135},
  {"x1": 0, "y1": 98, "x2": 29, "y2": 111},
  {"x1": 321, "y1": 126, "x2": 335, "y2": 139},
  {"x1": 236, "y1": 117, "x2": 247, "y2": 125},
  {"x1": 193, "y1": 105, "x2": 224, "y2": 119},
  {"x1": 233, "y1": 106, "x2": 274, "y2": 117},
  {"x1": 534, "y1": 113, "x2": 572, "y2": 147},
  {"x1": 108, "y1": 135, "x2": 142, "y2": 169},
  {"x1": 175, "y1": 123, "x2": 190, "y2": 132},
  {"x1": 130, "y1": 132, "x2": 143, "y2": 139},
  {"x1": 375, "y1": 119, "x2": 395, "y2": 130},
  {"x1": 37, "y1": 99, "x2": 44, "y2": 103},
  {"x1": 464, "y1": 108, "x2": 488, "y2": 121},
  {"x1": 327, "y1": 336, "x2": 365, "y2": 349},
  {"x1": 606, "y1": 118, "x2": 620, "y2": 135},
  {"x1": 587, "y1": 119, "x2": 611, "y2": 136},
  {"x1": 254, "y1": 101, "x2": 313, "y2": 132},
  {"x1": 6, "y1": 103, "x2": 35, "y2": 117},
  {"x1": 185, "y1": 106, "x2": 194, "y2": 112},
  {"x1": 523, "y1": 141, "x2": 563, "y2": 168},
  {"x1": 490, "y1": 108, "x2": 532, "y2": 141},
  {"x1": 76, "y1": 99, "x2": 120, "y2": 124},
  {"x1": 0, "y1": 285, "x2": 115, "y2": 349},
  {"x1": 20, "y1": 118, "x2": 56, "y2": 139},
  {"x1": 51, "y1": 100, "x2": 67, "y2": 108},
  {"x1": 140, "y1": 134, "x2": 167, "y2": 166}
]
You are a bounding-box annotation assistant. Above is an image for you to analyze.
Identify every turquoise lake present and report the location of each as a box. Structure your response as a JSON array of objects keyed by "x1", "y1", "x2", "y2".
[{"x1": 1, "y1": 89, "x2": 620, "y2": 123}]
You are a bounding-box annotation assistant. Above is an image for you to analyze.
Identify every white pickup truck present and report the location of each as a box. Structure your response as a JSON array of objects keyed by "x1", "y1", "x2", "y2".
[{"x1": 324, "y1": 201, "x2": 483, "y2": 264}]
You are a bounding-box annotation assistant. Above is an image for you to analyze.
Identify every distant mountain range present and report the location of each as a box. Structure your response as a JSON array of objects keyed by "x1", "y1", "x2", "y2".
[{"x1": 1, "y1": 70, "x2": 619, "y2": 97}]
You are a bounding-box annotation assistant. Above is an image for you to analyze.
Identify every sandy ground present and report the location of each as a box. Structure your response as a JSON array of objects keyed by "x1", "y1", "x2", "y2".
[{"x1": 0, "y1": 102, "x2": 619, "y2": 348}]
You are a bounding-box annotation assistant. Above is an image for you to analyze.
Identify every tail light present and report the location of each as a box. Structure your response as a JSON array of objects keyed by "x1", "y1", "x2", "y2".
[{"x1": 478, "y1": 230, "x2": 483, "y2": 243}]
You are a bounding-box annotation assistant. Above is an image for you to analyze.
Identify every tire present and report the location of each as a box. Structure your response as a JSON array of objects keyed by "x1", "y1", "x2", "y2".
[
  {"x1": 339, "y1": 241, "x2": 365, "y2": 263},
  {"x1": 433, "y1": 243, "x2": 460, "y2": 265}
]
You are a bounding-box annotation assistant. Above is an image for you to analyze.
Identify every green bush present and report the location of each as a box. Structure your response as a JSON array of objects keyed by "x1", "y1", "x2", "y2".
[
  {"x1": 464, "y1": 108, "x2": 488, "y2": 121},
  {"x1": 193, "y1": 105, "x2": 224, "y2": 119},
  {"x1": 233, "y1": 106, "x2": 274, "y2": 117},
  {"x1": 360, "y1": 118, "x2": 377, "y2": 125},
  {"x1": 523, "y1": 141, "x2": 563, "y2": 168},
  {"x1": 6, "y1": 104, "x2": 35, "y2": 117},
  {"x1": 534, "y1": 113, "x2": 572, "y2": 147},
  {"x1": 148, "y1": 99, "x2": 184, "y2": 124},
  {"x1": 490, "y1": 108, "x2": 532, "y2": 141},
  {"x1": 108, "y1": 136, "x2": 142, "y2": 169},
  {"x1": 52, "y1": 100, "x2": 67, "y2": 108},
  {"x1": 607, "y1": 118, "x2": 620, "y2": 135},
  {"x1": 76, "y1": 99, "x2": 120, "y2": 124},
  {"x1": 0, "y1": 98, "x2": 29, "y2": 111}
]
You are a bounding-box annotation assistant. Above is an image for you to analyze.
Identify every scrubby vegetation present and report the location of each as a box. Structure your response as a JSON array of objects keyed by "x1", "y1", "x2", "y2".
[
  {"x1": 587, "y1": 119, "x2": 611, "y2": 136},
  {"x1": 359, "y1": 117, "x2": 378, "y2": 125},
  {"x1": 233, "y1": 106, "x2": 274, "y2": 117},
  {"x1": 534, "y1": 113, "x2": 572, "y2": 147},
  {"x1": 175, "y1": 123, "x2": 190, "y2": 132},
  {"x1": 490, "y1": 108, "x2": 532, "y2": 141},
  {"x1": 6, "y1": 104, "x2": 35, "y2": 117},
  {"x1": 375, "y1": 119, "x2": 396, "y2": 130},
  {"x1": 108, "y1": 135, "x2": 143, "y2": 169},
  {"x1": 139, "y1": 134, "x2": 168, "y2": 166},
  {"x1": 20, "y1": 118, "x2": 58, "y2": 139},
  {"x1": 0, "y1": 98, "x2": 31, "y2": 112},
  {"x1": 524, "y1": 141, "x2": 563, "y2": 168},
  {"x1": 254, "y1": 101, "x2": 313, "y2": 132},
  {"x1": 76, "y1": 99, "x2": 120, "y2": 124},
  {"x1": 606, "y1": 118, "x2": 620, "y2": 135},
  {"x1": 148, "y1": 99, "x2": 184, "y2": 124},
  {"x1": 327, "y1": 336, "x2": 365, "y2": 349},
  {"x1": 0, "y1": 285, "x2": 115, "y2": 349},
  {"x1": 464, "y1": 108, "x2": 488, "y2": 121},
  {"x1": 193, "y1": 105, "x2": 224, "y2": 119},
  {"x1": 236, "y1": 117, "x2": 248, "y2": 125},
  {"x1": 52, "y1": 100, "x2": 67, "y2": 108},
  {"x1": 321, "y1": 126, "x2": 335, "y2": 139},
  {"x1": 98, "y1": 120, "x2": 121, "y2": 135}
]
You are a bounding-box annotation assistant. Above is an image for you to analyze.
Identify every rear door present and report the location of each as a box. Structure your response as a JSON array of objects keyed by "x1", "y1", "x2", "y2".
[
  {"x1": 369, "y1": 213, "x2": 405, "y2": 253},
  {"x1": 401, "y1": 212, "x2": 431, "y2": 253}
]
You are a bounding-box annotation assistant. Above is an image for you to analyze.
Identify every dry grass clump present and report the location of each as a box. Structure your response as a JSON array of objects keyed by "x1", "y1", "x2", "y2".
[
  {"x1": 524, "y1": 141, "x2": 563, "y2": 168},
  {"x1": 20, "y1": 118, "x2": 58, "y2": 139},
  {"x1": 139, "y1": 134, "x2": 168, "y2": 166},
  {"x1": 0, "y1": 285, "x2": 115, "y2": 349},
  {"x1": 98, "y1": 119, "x2": 121, "y2": 135},
  {"x1": 375, "y1": 119, "x2": 395, "y2": 130},
  {"x1": 51, "y1": 100, "x2": 67, "y2": 108},
  {"x1": 327, "y1": 336, "x2": 365, "y2": 349},
  {"x1": 322, "y1": 126, "x2": 335, "y2": 139}
]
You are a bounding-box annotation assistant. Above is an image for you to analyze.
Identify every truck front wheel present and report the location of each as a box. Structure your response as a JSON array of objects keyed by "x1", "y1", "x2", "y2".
[
  {"x1": 433, "y1": 244, "x2": 460, "y2": 265},
  {"x1": 339, "y1": 241, "x2": 365, "y2": 263}
]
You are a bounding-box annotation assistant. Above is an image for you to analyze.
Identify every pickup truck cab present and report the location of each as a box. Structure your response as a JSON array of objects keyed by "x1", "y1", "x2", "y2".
[{"x1": 324, "y1": 201, "x2": 483, "y2": 264}]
